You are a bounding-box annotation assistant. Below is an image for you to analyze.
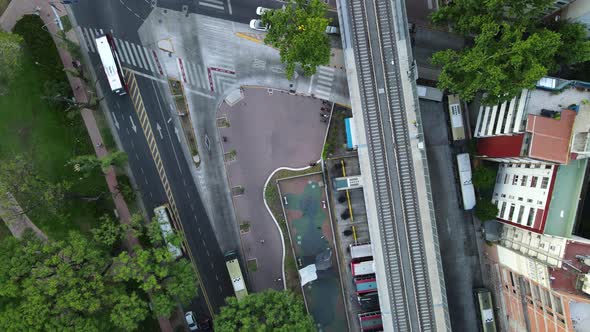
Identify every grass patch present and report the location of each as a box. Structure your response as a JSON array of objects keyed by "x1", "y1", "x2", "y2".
[
  {"x1": 247, "y1": 259, "x2": 258, "y2": 272},
  {"x1": 239, "y1": 222, "x2": 250, "y2": 233},
  {"x1": 0, "y1": 0, "x2": 10, "y2": 17},
  {"x1": 60, "y1": 15, "x2": 72, "y2": 32},
  {"x1": 323, "y1": 106, "x2": 351, "y2": 159},
  {"x1": 0, "y1": 16, "x2": 112, "y2": 239},
  {"x1": 264, "y1": 165, "x2": 321, "y2": 295}
]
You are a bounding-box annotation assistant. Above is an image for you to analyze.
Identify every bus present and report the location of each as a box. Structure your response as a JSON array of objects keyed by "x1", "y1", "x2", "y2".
[
  {"x1": 358, "y1": 311, "x2": 382, "y2": 332},
  {"x1": 224, "y1": 250, "x2": 248, "y2": 300},
  {"x1": 457, "y1": 153, "x2": 476, "y2": 210},
  {"x1": 354, "y1": 276, "x2": 377, "y2": 295},
  {"x1": 351, "y1": 260, "x2": 375, "y2": 277},
  {"x1": 153, "y1": 205, "x2": 183, "y2": 259},
  {"x1": 95, "y1": 34, "x2": 126, "y2": 95},
  {"x1": 358, "y1": 292, "x2": 380, "y2": 311},
  {"x1": 474, "y1": 288, "x2": 497, "y2": 332},
  {"x1": 350, "y1": 243, "x2": 372, "y2": 260},
  {"x1": 448, "y1": 94, "x2": 467, "y2": 141}
]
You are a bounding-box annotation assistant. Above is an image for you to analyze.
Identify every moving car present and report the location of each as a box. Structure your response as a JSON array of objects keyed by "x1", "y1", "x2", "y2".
[
  {"x1": 249, "y1": 19, "x2": 269, "y2": 32},
  {"x1": 256, "y1": 6, "x2": 271, "y2": 15}
]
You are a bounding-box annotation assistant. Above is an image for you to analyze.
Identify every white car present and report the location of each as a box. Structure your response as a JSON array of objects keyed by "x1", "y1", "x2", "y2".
[
  {"x1": 185, "y1": 311, "x2": 199, "y2": 331},
  {"x1": 326, "y1": 26, "x2": 340, "y2": 34},
  {"x1": 249, "y1": 19, "x2": 269, "y2": 32},
  {"x1": 256, "y1": 6, "x2": 271, "y2": 15}
]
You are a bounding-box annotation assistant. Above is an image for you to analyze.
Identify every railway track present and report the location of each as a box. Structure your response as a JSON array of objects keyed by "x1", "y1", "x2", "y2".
[{"x1": 348, "y1": 0, "x2": 434, "y2": 330}]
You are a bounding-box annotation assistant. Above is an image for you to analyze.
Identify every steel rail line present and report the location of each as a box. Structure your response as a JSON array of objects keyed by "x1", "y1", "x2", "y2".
[{"x1": 348, "y1": 0, "x2": 435, "y2": 330}]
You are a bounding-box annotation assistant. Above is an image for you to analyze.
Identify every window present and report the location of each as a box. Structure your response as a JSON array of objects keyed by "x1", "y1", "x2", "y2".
[
  {"x1": 545, "y1": 165, "x2": 552, "y2": 169},
  {"x1": 501, "y1": 194, "x2": 506, "y2": 198},
  {"x1": 521, "y1": 175, "x2": 528, "y2": 186},
  {"x1": 500, "y1": 202, "x2": 507, "y2": 217},
  {"x1": 508, "y1": 204, "x2": 516, "y2": 220},
  {"x1": 518, "y1": 197, "x2": 523, "y2": 201},
  {"x1": 497, "y1": 173, "x2": 502, "y2": 184},
  {"x1": 517, "y1": 206, "x2": 525, "y2": 223},
  {"x1": 525, "y1": 164, "x2": 531, "y2": 168},
  {"x1": 527, "y1": 208, "x2": 535, "y2": 226},
  {"x1": 538, "y1": 200, "x2": 543, "y2": 205},
  {"x1": 541, "y1": 177, "x2": 549, "y2": 189},
  {"x1": 504, "y1": 174, "x2": 509, "y2": 184},
  {"x1": 531, "y1": 176, "x2": 538, "y2": 187},
  {"x1": 512, "y1": 175, "x2": 519, "y2": 185},
  {"x1": 527, "y1": 198, "x2": 533, "y2": 203}
]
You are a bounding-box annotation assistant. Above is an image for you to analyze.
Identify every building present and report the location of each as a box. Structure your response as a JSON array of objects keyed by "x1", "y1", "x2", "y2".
[{"x1": 561, "y1": 0, "x2": 590, "y2": 34}]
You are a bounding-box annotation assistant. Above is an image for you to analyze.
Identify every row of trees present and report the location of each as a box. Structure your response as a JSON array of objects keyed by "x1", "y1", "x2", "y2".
[
  {"x1": 0, "y1": 213, "x2": 197, "y2": 331},
  {"x1": 431, "y1": 0, "x2": 590, "y2": 104}
]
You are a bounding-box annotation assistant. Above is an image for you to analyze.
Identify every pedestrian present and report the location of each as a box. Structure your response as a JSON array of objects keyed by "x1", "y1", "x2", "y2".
[
  {"x1": 259, "y1": 239, "x2": 265, "y2": 244},
  {"x1": 76, "y1": 85, "x2": 81, "y2": 90}
]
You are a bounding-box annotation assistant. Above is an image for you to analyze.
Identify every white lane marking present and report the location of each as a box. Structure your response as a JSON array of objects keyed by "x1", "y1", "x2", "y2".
[
  {"x1": 185, "y1": 61, "x2": 195, "y2": 86},
  {"x1": 131, "y1": 44, "x2": 146, "y2": 69},
  {"x1": 88, "y1": 28, "x2": 96, "y2": 39},
  {"x1": 198, "y1": 1, "x2": 224, "y2": 11},
  {"x1": 124, "y1": 41, "x2": 137, "y2": 66},
  {"x1": 151, "y1": 80, "x2": 184, "y2": 174},
  {"x1": 136, "y1": 44, "x2": 149, "y2": 70},
  {"x1": 308, "y1": 75, "x2": 314, "y2": 95},
  {"x1": 94, "y1": 28, "x2": 101, "y2": 37},
  {"x1": 142, "y1": 47, "x2": 156, "y2": 73},
  {"x1": 99, "y1": 28, "x2": 104, "y2": 34},
  {"x1": 114, "y1": 38, "x2": 129, "y2": 63},
  {"x1": 196, "y1": 64, "x2": 208, "y2": 89},
  {"x1": 227, "y1": 0, "x2": 232, "y2": 15}
]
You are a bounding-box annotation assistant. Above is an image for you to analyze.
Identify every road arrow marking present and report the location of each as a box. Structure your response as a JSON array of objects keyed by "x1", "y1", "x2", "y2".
[
  {"x1": 156, "y1": 122, "x2": 163, "y2": 139},
  {"x1": 129, "y1": 116, "x2": 137, "y2": 133},
  {"x1": 174, "y1": 126, "x2": 181, "y2": 142},
  {"x1": 111, "y1": 111, "x2": 120, "y2": 129}
]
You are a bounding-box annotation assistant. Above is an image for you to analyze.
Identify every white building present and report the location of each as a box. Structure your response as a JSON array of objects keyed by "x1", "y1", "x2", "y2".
[{"x1": 493, "y1": 163, "x2": 557, "y2": 231}]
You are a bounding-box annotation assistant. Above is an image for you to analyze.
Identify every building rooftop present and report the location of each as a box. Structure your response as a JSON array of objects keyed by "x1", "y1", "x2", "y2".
[
  {"x1": 526, "y1": 110, "x2": 576, "y2": 164},
  {"x1": 544, "y1": 159, "x2": 588, "y2": 238},
  {"x1": 477, "y1": 134, "x2": 524, "y2": 157},
  {"x1": 549, "y1": 240, "x2": 590, "y2": 294}
]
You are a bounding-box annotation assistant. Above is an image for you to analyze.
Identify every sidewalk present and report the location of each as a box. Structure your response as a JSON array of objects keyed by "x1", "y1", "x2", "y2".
[
  {"x1": 1, "y1": 1, "x2": 172, "y2": 331},
  {"x1": 0, "y1": 192, "x2": 48, "y2": 241}
]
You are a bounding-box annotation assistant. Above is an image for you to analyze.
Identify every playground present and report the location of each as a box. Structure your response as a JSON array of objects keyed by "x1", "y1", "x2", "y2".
[{"x1": 278, "y1": 172, "x2": 347, "y2": 332}]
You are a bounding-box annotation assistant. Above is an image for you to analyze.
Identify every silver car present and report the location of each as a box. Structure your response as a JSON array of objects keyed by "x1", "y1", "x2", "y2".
[{"x1": 249, "y1": 19, "x2": 269, "y2": 32}]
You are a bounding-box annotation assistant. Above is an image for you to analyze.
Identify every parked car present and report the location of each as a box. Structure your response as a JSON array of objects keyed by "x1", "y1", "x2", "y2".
[
  {"x1": 249, "y1": 19, "x2": 269, "y2": 32},
  {"x1": 256, "y1": 6, "x2": 271, "y2": 15},
  {"x1": 326, "y1": 26, "x2": 340, "y2": 34},
  {"x1": 185, "y1": 312, "x2": 199, "y2": 331}
]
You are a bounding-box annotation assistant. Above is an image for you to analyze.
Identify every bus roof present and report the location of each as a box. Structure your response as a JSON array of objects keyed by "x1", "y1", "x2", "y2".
[
  {"x1": 95, "y1": 35, "x2": 123, "y2": 91},
  {"x1": 350, "y1": 243, "x2": 372, "y2": 259},
  {"x1": 457, "y1": 153, "x2": 476, "y2": 210},
  {"x1": 351, "y1": 260, "x2": 375, "y2": 276},
  {"x1": 153, "y1": 206, "x2": 182, "y2": 258}
]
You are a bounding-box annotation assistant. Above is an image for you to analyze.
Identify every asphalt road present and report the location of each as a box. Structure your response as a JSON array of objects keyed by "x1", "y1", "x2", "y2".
[{"x1": 70, "y1": 0, "x2": 237, "y2": 317}]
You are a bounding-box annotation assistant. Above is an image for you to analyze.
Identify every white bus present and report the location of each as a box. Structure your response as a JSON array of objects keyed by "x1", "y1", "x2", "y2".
[
  {"x1": 95, "y1": 34, "x2": 126, "y2": 95},
  {"x1": 448, "y1": 94, "x2": 467, "y2": 141},
  {"x1": 224, "y1": 250, "x2": 248, "y2": 300},
  {"x1": 457, "y1": 153, "x2": 476, "y2": 210},
  {"x1": 350, "y1": 243, "x2": 372, "y2": 260},
  {"x1": 153, "y1": 205, "x2": 183, "y2": 259},
  {"x1": 351, "y1": 260, "x2": 375, "y2": 277}
]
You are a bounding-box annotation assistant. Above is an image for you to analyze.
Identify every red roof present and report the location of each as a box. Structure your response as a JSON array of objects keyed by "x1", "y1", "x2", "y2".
[
  {"x1": 526, "y1": 110, "x2": 576, "y2": 164},
  {"x1": 477, "y1": 134, "x2": 525, "y2": 158},
  {"x1": 550, "y1": 240, "x2": 590, "y2": 293}
]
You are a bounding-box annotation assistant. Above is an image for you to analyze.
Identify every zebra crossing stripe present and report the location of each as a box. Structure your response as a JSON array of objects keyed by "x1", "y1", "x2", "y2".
[
  {"x1": 131, "y1": 44, "x2": 146, "y2": 69},
  {"x1": 142, "y1": 47, "x2": 156, "y2": 73},
  {"x1": 88, "y1": 28, "x2": 96, "y2": 39},
  {"x1": 190, "y1": 63, "x2": 202, "y2": 89},
  {"x1": 94, "y1": 29, "x2": 102, "y2": 37},
  {"x1": 198, "y1": 0, "x2": 224, "y2": 11},
  {"x1": 184, "y1": 61, "x2": 195, "y2": 86},
  {"x1": 114, "y1": 38, "x2": 129, "y2": 64},
  {"x1": 124, "y1": 41, "x2": 137, "y2": 67},
  {"x1": 195, "y1": 64, "x2": 207, "y2": 89},
  {"x1": 99, "y1": 28, "x2": 104, "y2": 35},
  {"x1": 83, "y1": 28, "x2": 96, "y2": 52},
  {"x1": 135, "y1": 45, "x2": 149, "y2": 70}
]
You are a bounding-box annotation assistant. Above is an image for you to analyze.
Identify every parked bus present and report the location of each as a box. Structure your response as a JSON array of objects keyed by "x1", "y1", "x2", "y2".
[
  {"x1": 457, "y1": 153, "x2": 476, "y2": 210},
  {"x1": 95, "y1": 34, "x2": 126, "y2": 95},
  {"x1": 417, "y1": 85, "x2": 443, "y2": 102},
  {"x1": 474, "y1": 288, "x2": 497, "y2": 332},
  {"x1": 358, "y1": 311, "x2": 383, "y2": 332},
  {"x1": 153, "y1": 205, "x2": 183, "y2": 259},
  {"x1": 354, "y1": 276, "x2": 377, "y2": 295},
  {"x1": 358, "y1": 292, "x2": 380, "y2": 311},
  {"x1": 350, "y1": 243, "x2": 372, "y2": 260},
  {"x1": 448, "y1": 94, "x2": 467, "y2": 141},
  {"x1": 224, "y1": 250, "x2": 248, "y2": 300},
  {"x1": 351, "y1": 260, "x2": 375, "y2": 277}
]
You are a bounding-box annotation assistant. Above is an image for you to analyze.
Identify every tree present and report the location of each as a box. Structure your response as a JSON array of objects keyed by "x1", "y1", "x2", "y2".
[
  {"x1": 432, "y1": 22, "x2": 561, "y2": 104},
  {"x1": 262, "y1": 0, "x2": 331, "y2": 80},
  {"x1": 216, "y1": 290, "x2": 315, "y2": 331},
  {"x1": 548, "y1": 21, "x2": 590, "y2": 68},
  {"x1": 472, "y1": 165, "x2": 497, "y2": 190},
  {"x1": 92, "y1": 214, "x2": 124, "y2": 247},
  {"x1": 0, "y1": 155, "x2": 70, "y2": 216},
  {"x1": 0, "y1": 31, "x2": 24, "y2": 93},
  {"x1": 101, "y1": 150, "x2": 128, "y2": 170},
  {"x1": 474, "y1": 198, "x2": 499, "y2": 221},
  {"x1": 68, "y1": 151, "x2": 128, "y2": 178}
]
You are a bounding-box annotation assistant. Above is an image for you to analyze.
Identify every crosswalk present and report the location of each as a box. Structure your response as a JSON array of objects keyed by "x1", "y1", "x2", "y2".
[
  {"x1": 312, "y1": 66, "x2": 336, "y2": 100},
  {"x1": 78, "y1": 26, "x2": 163, "y2": 77},
  {"x1": 198, "y1": 0, "x2": 230, "y2": 13}
]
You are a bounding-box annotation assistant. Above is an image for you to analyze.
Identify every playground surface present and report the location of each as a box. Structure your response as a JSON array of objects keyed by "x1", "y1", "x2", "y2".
[{"x1": 278, "y1": 172, "x2": 347, "y2": 332}]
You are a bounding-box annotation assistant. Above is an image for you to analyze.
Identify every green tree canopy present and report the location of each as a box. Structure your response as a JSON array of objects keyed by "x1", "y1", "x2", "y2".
[
  {"x1": 430, "y1": 0, "x2": 590, "y2": 104},
  {"x1": 262, "y1": 0, "x2": 331, "y2": 80},
  {"x1": 472, "y1": 164, "x2": 498, "y2": 190},
  {"x1": 216, "y1": 290, "x2": 315, "y2": 331},
  {"x1": 0, "y1": 31, "x2": 24, "y2": 93},
  {"x1": 474, "y1": 198, "x2": 500, "y2": 221}
]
